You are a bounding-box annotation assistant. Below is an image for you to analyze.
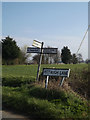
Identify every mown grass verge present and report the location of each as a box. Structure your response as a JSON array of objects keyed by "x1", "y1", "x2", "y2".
[{"x1": 2, "y1": 85, "x2": 89, "y2": 120}]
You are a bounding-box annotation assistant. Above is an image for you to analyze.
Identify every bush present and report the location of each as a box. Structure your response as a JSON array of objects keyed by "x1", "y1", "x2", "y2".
[
  {"x1": 68, "y1": 69, "x2": 89, "y2": 99},
  {"x1": 28, "y1": 86, "x2": 67, "y2": 102},
  {"x1": 2, "y1": 76, "x2": 35, "y2": 87}
]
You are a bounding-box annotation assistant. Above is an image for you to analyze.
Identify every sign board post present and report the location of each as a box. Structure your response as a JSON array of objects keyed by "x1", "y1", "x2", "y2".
[
  {"x1": 45, "y1": 76, "x2": 49, "y2": 89},
  {"x1": 59, "y1": 77, "x2": 65, "y2": 87},
  {"x1": 36, "y1": 42, "x2": 44, "y2": 81},
  {"x1": 43, "y1": 68, "x2": 70, "y2": 88}
]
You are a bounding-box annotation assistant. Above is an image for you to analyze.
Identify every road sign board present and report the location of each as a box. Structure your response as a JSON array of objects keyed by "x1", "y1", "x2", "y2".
[
  {"x1": 27, "y1": 47, "x2": 57, "y2": 54},
  {"x1": 27, "y1": 47, "x2": 41, "y2": 53},
  {"x1": 43, "y1": 48, "x2": 57, "y2": 54},
  {"x1": 43, "y1": 68, "x2": 70, "y2": 77},
  {"x1": 32, "y1": 40, "x2": 42, "y2": 48}
]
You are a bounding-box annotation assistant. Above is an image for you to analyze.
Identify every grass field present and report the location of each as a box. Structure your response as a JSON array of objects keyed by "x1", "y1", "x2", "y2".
[
  {"x1": 2, "y1": 64, "x2": 89, "y2": 120},
  {"x1": 2, "y1": 63, "x2": 88, "y2": 77}
]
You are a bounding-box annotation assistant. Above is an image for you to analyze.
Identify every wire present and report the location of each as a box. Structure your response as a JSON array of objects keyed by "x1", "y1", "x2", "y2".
[{"x1": 76, "y1": 25, "x2": 90, "y2": 55}]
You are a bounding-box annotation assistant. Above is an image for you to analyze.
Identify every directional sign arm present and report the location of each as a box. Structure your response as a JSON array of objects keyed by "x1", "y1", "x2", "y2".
[
  {"x1": 27, "y1": 47, "x2": 41, "y2": 53},
  {"x1": 27, "y1": 47, "x2": 58, "y2": 54},
  {"x1": 43, "y1": 48, "x2": 58, "y2": 54},
  {"x1": 32, "y1": 40, "x2": 42, "y2": 48}
]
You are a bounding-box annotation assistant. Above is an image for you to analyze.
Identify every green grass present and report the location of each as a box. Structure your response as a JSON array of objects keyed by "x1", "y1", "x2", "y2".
[
  {"x1": 2, "y1": 64, "x2": 88, "y2": 78},
  {"x1": 2, "y1": 65, "x2": 38, "y2": 77},
  {"x1": 2, "y1": 76, "x2": 35, "y2": 87},
  {"x1": 2, "y1": 64, "x2": 89, "y2": 120},
  {"x1": 2, "y1": 85, "x2": 89, "y2": 120},
  {"x1": 2, "y1": 64, "x2": 89, "y2": 98}
]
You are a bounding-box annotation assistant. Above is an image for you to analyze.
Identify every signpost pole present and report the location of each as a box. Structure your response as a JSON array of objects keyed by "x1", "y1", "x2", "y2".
[
  {"x1": 36, "y1": 42, "x2": 44, "y2": 81},
  {"x1": 59, "y1": 77, "x2": 65, "y2": 87},
  {"x1": 45, "y1": 76, "x2": 49, "y2": 89}
]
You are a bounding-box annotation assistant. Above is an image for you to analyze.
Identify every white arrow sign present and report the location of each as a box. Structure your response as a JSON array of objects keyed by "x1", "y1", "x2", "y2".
[{"x1": 32, "y1": 40, "x2": 42, "y2": 48}]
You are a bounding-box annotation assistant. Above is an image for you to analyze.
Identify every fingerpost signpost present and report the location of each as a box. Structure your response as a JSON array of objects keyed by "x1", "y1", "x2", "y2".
[
  {"x1": 27, "y1": 40, "x2": 58, "y2": 81},
  {"x1": 27, "y1": 40, "x2": 70, "y2": 88}
]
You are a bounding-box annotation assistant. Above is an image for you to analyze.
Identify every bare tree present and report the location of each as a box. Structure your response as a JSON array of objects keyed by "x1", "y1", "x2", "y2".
[
  {"x1": 20, "y1": 45, "x2": 31, "y2": 64},
  {"x1": 32, "y1": 46, "x2": 60, "y2": 64},
  {"x1": 77, "y1": 53, "x2": 83, "y2": 63},
  {"x1": 53, "y1": 50, "x2": 61, "y2": 64}
]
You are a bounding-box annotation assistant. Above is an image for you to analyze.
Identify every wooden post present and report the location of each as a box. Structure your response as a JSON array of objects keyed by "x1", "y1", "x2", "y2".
[
  {"x1": 60, "y1": 77, "x2": 65, "y2": 87},
  {"x1": 45, "y1": 76, "x2": 49, "y2": 89},
  {"x1": 36, "y1": 42, "x2": 44, "y2": 81}
]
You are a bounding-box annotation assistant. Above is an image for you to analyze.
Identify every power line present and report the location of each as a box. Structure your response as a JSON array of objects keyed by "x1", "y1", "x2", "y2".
[{"x1": 76, "y1": 25, "x2": 90, "y2": 55}]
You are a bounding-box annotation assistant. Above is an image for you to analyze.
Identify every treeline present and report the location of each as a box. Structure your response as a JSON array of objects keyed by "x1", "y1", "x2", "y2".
[
  {"x1": 33, "y1": 47, "x2": 84, "y2": 64},
  {"x1": 1, "y1": 36, "x2": 84, "y2": 65}
]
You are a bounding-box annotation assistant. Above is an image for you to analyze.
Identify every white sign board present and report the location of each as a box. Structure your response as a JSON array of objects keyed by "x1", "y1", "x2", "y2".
[
  {"x1": 27, "y1": 47, "x2": 57, "y2": 54},
  {"x1": 27, "y1": 47, "x2": 41, "y2": 53},
  {"x1": 43, "y1": 68, "x2": 70, "y2": 77},
  {"x1": 43, "y1": 48, "x2": 57, "y2": 54},
  {"x1": 32, "y1": 40, "x2": 42, "y2": 48}
]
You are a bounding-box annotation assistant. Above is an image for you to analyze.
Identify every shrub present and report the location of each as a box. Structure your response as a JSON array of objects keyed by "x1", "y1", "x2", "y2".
[
  {"x1": 68, "y1": 69, "x2": 89, "y2": 99},
  {"x1": 2, "y1": 76, "x2": 35, "y2": 87}
]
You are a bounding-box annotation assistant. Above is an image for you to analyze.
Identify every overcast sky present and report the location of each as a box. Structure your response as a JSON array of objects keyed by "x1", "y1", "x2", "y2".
[{"x1": 2, "y1": 2, "x2": 89, "y2": 60}]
